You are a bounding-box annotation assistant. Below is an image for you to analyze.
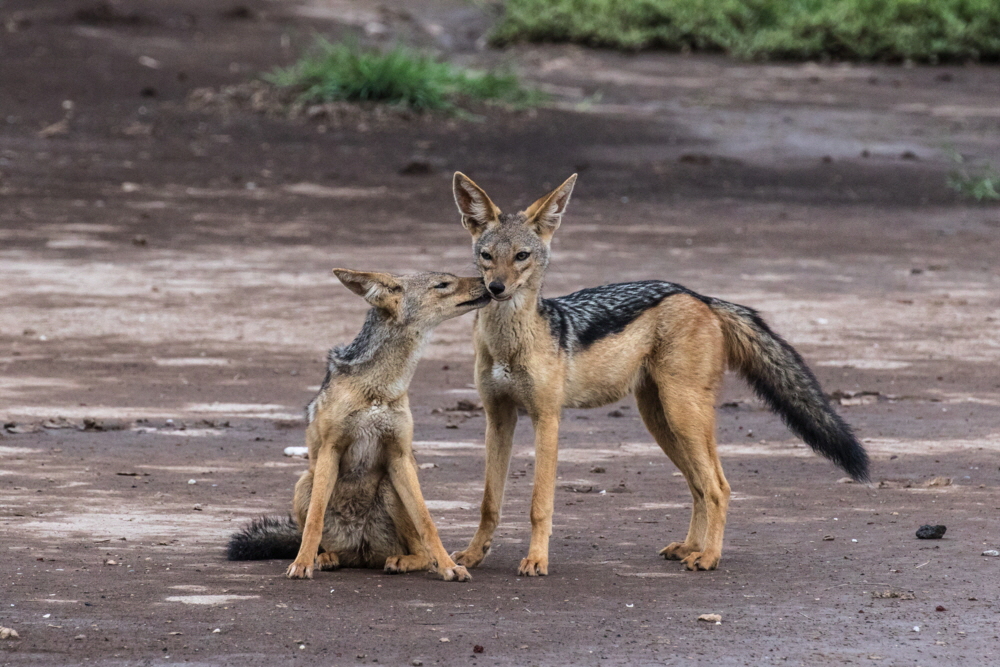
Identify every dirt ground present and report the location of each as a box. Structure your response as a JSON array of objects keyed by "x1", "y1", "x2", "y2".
[{"x1": 2, "y1": 1, "x2": 999, "y2": 665}]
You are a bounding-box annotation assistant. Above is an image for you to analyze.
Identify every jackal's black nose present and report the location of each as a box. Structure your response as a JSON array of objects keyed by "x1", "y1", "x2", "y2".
[{"x1": 488, "y1": 281, "x2": 505, "y2": 296}]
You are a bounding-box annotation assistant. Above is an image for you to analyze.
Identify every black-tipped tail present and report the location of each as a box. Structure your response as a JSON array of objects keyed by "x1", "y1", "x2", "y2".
[
  {"x1": 227, "y1": 515, "x2": 301, "y2": 561},
  {"x1": 711, "y1": 299, "x2": 870, "y2": 483}
]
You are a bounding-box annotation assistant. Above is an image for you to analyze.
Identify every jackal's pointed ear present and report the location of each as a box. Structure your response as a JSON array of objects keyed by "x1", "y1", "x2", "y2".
[
  {"x1": 333, "y1": 269, "x2": 402, "y2": 310},
  {"x1": 453, "y1": 172, "x2": 501, "y2": 238},
  {"x1": 523, "y1": 174, "x2": 577, "y2": 241}
]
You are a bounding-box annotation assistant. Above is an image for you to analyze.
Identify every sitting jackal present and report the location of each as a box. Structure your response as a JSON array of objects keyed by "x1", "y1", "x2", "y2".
[{"x1": 228, "y1": 269, "x2": 491, "y2": 581}]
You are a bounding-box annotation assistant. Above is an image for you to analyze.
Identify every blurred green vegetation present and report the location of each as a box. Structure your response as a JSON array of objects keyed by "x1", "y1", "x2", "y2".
[
  {"x1": 267, "y1": 39, "x2": 541, "y2": 111},
  {"x1": 491, "y1": 0, "x2": 1000, "y2": 62},
  {"x1": 948, "y1": 157, "x2": 1000, "y2": 201}
]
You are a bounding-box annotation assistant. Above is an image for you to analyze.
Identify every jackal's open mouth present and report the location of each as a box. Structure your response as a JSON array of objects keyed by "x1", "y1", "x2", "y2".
[{"x1": 458, "y1": 293, "x2": 493, "y2": 307}]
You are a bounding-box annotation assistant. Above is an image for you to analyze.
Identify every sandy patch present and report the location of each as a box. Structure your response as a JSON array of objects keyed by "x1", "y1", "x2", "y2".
[
  {"x1": 424, "y1": 500, "x2": 474, "y2": 511},
  {"x1": 413, "y1": 441, "x2": 481, "y2": 450},
  {"x1": 163, "y1": 595, "x2": 259, "y2": 605},
  {"x1": 0, "y1": 446, "x2": 41, "y2": 456},
  {"x1": 817, "y1": 359, "x2": 912, "y2": 370},
  {"x1": 154, "y1": 358, "x2": 231, "y2": 366},
  {"x1": 863, "y1": 436, "x2": 1000, "y2": 455}
]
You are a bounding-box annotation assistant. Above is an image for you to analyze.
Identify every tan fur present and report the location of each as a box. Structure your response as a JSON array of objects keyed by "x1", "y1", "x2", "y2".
[
  {"x1": 450, "y1": 174, "x2": 734, "y2": 575},
  {"x1": 285, "y1": 270, "x2": 488, "y2": 582}
]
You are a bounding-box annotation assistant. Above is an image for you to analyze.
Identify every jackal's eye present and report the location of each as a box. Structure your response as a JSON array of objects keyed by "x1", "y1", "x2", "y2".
[
  {"x1": 480, "y1": 251, "x2": 493, "y2": 261},
  {"x1": 434, "y1": 282, "x2": 450, "y2": 289},
  {"x1": 515, "y1": 251, "x2": 530, "y2": 261}
]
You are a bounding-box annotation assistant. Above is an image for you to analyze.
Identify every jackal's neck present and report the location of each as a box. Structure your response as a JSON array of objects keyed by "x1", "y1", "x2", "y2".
[
  {"x1": 328, "y1": 308, "x2": 428, "y2": 402},
  {"x1": 476, "y1": 284, "x2": 546, "y2": 363}
]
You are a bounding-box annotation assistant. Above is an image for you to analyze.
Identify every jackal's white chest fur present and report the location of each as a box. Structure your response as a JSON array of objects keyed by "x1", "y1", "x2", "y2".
[
  {"x1": 341, "y1": 402, "x2": 395, "y2": 471},
  {"x1": 491, "y1": 362, "x2": 512, "y2": 384}
]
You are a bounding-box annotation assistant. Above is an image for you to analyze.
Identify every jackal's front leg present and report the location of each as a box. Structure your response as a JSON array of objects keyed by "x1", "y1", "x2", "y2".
[
  {"x1": 452, "y1": 396, "x2": 517, "y2": 569},
  {"x1": 519, "y1": 412, "x2": 560, "y2": 576},
  {"x1": 287, "y1": 443, "x2": 339, "y2": 579},
  {"x1": 388, "y1": 450, "x2": 470, "y2": 582}
]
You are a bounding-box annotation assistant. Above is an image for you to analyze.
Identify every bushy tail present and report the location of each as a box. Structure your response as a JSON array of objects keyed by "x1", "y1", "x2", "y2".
[
  {"x1": 709, "y1": 299, "x2": 869, "y2": 482},
  {"x1": 227, "y1": 515, "x2": 301, "y2": 561}
]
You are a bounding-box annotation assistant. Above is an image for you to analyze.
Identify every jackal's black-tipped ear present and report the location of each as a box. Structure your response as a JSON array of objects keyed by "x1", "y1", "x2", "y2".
[
  {"x1": 524, "y1": 174, "x2": 577, "y2": 241},
  {"x1": 333, "y1": 269, "x2": 402, "y2": 310},
  {"x1": 453, "y1": 172, "x2": 501, "y2": 238}
]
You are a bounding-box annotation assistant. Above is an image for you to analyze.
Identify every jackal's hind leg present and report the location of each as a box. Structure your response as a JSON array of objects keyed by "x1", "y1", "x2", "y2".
[
  {"x1": 635, "y1": 380, "x2": 704, "y2": 561},
  {"x1": 383, "y1": 553, "x2": 429, "y2": 573},
  {"x1": 636, "y1": 371, "x2": 729, "y2": 571},
  {"x1": 385, "y1": 509, "x2": 433, "y2": 574},
  {"x1": 316, "y1": 551, "x2": 340, "y2": 570},
  {"x1": 662, "y1": 397, "x2": 727, "y2": 570}
]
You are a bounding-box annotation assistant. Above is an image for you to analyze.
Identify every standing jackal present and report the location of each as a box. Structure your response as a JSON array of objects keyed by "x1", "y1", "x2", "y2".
[
  {"x1": 227, "y1": 269, "x2": 491, "y2": 581},
  {"x1": 449, "y1": 173, "x2": 869, "y2": 576}
]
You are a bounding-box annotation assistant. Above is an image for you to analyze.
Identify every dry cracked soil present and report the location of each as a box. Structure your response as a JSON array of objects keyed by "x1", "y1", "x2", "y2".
[{"x1": 1, "y1": 1, "x2": 999, "y2": 665}]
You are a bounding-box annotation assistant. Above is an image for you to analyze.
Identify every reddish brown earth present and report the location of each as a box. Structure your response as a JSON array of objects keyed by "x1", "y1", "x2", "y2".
[{"x1": 1, "y1": 1, "x2": 999, "y2": 665}]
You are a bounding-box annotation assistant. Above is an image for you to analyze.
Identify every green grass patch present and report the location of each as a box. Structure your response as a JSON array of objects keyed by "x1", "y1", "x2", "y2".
[
  {"x1": 491, "y1": 0, "x2": 1000, "y2": 62},
  {"x1": 947, "y1": 154, "x2": 1000, "y2": 202},
  {"x1": 267, "y1": 39, "x2": 540, "y2": 111}
]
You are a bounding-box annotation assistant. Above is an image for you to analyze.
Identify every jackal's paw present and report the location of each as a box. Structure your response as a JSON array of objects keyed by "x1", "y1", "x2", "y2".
[
  {"x1": 517, "y1": 555, "x2": 548, "y2": 577},
  {"x1": 439, "y1": 565, "x2": 471, "y2": 582},
  {"x1": 680, "y1": 551, "x2": 720, "y2": 571},
  {"x1": 316, "y1": 552, "x2": 340, "y2": 571},
  {"x1": 659, "y1": 541, "x2": 696, "y2": 561},
  {"x1": 384, "y1": 554, "x2": 430, "y2": 574},
  {"x1": 285, "y1": 560, "x2": 314, "y2": 579},
  {"x1": 451, "y1": 544, "x2": 489, "y2": 569}
]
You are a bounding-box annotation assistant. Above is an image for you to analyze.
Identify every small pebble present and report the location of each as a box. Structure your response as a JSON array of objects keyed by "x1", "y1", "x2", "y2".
[
  {"x1": 697, "y1": 613, "x2": 722, "y2": 623},
  {"x1": 187, "y1": 479, "x2": 197, "y2": 485},
  {"x1": 915, "y1": 525, "x2": 946, "y2": 539},
  {"x1": 982, "y1": 550, "x2": 999, "y2": 557}
]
